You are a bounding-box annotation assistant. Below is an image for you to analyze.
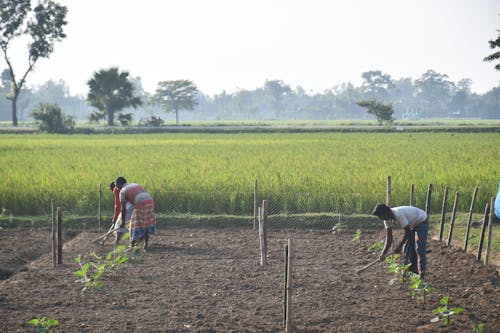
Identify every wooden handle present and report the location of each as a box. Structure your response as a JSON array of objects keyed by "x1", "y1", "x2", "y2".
[{"x1": 356, "y1": 259, "x2": 380, "y2": 274}]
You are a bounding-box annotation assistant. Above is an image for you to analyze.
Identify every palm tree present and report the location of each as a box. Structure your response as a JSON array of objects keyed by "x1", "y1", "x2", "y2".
[{"x1": 87, "y1": 67, "x2": 142, "y2": 126}]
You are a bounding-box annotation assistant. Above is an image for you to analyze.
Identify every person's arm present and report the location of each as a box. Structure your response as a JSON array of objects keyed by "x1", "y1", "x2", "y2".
[
  {"x1": 379, "y1": 227, "x2": 393, "y2": 260},
  {"x1": 112, "y1": 188, "x2": 121, "y2": 224},
  {"x1": 394, "y1": 225, "x2": 412, "y2": 253}
]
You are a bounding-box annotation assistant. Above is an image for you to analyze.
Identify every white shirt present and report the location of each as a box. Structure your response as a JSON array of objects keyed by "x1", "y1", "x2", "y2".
[{"x1": 383, "y1": 206, "x2": 428, "y2": 229}]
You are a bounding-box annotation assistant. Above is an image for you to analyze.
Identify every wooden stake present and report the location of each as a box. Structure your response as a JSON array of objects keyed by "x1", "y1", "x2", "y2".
[
  {"x1": 477, "y1": 204, "x2": 490, "y2": 261},
  {"x1": 463, "y1": 186, "x2": 478, "y2": 252},
  {"x1": 258, "y1": 206, "x2": 266, "y2": 266},
  {"x1": 98, "y1": 183, "x2": 102, "y2": 232},
  {"x1": 439, "y1": 186, "x2": 449, "y2": 242},
  {"x1": 285, "y1": 238, "x2": 293, "y2": 333},
  {"x1": 51, "y1": 199, "x2": 56, "y2": 268},
  {"x1": 262, "y1": 200, "x2": 268, "y2": 258},
  {"x1": 386, "y1": 176, "x2": 391, "y2": 207},
  {"x1": 57, "y1": 207, "x2": 63, "y2": 265},
  {"x1": 253, "y1": 180, "x2": 258, "y2": 230},
  {"x1": 447, "y1": 191, "x2": 459, "y2": 247},
  {"x1": 410, "y1": 184, "x2": 415, "y2": 206},
  {"x1": 484, "y1": 197, "x2": 495, "y2": 266},
  {"x1": 283, "y1": 243, "x2": 288, "y2": 327},
  {"x1": 425, "y1": 183, "x2": 433, "y2": 214}
]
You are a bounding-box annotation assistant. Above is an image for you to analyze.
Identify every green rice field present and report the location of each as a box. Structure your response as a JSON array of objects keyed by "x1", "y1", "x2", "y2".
[{"x1": 0, "y1": 132, "x2": 498, "y2": 218}]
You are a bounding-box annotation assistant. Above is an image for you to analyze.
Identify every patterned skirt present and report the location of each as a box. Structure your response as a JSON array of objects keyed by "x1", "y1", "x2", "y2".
[{"x1": 129, "y1": 200, "x2": 156, "y2": 241}]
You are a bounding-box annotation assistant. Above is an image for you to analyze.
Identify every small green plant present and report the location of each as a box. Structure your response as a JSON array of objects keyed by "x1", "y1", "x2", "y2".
[
  {"x1": 431, "y1": 296, "x2": 465, "y2": 326},
  {"x1": 384, "y1": 254, "x2": 410, "y2": 285},
  {"x1": 332, "y1": 221, "x2": 347, "y2": 233},
  {"x1": 367, "y1": 240, "x2": 384, "y2": 253},
  {"x1": 27, "y1": 317, "x2": 59, "y2": 332},
  {"x1": 473, "y1": 322, "x2": 484, "y2": 333},
  {"x1": 352, "y1": 229, "x2": 362, "y2": 242},
  {"x1": 74, "y1": 245, "x2": 136, "y2": 292},
  {"x1": 408, "y1": 272, "x2": 433, "y2": 306}
]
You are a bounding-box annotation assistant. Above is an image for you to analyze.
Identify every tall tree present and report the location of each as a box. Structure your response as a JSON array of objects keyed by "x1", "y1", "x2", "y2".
[
  {"x1": 0, "y1": 0, "x2": 67, "y2": 126},
  {"x1": 361, "y1": 70, "x2": 394, "y2": 101},
  {"x1": 356, "y1": 99, "x2": 394, "y2": 125},
  {"x1": 415, "y1": 70, "x2": 454, "y2": 117},
  {"x1": 87, "y1": 67, "x2": 142, "y2": 126},
  {"x1": 483, "y1": 29, "x2": 500, "y2": 70},
  {"x1": 264, "y1": 79, "x2": 291, "y2": 118},
  {"x1": 153, "y1": 80, "x2": 199, "y2": 125}
]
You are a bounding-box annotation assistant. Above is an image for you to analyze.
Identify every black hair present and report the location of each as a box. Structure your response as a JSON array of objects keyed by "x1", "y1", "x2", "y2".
[
  {"x1": 115, "y1": 176, "x2": 127, "y2": 187},
  {"x1": 109, "y1": 181, "x2": 115, "y2": 191},
  {"x1": 371, "y1": 203, "x2": 391, "y2": 217}
]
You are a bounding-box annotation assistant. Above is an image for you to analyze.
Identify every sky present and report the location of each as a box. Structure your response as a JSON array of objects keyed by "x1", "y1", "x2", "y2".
[{"x1": 4, "y1": 0, "x2": 500, "y2": 97}]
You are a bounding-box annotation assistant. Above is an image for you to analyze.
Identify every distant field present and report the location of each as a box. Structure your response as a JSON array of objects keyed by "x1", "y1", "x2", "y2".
[{"x1": 0, "y1": 132, "x2": 498, "y2": 218}]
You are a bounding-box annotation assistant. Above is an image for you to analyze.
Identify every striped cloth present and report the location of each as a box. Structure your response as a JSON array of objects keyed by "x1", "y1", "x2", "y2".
[{"x1": 129, "y1": 200, "x2": 156, "y2": 241}]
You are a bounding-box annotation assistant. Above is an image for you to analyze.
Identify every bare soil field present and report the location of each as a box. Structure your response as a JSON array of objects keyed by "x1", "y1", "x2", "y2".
[{"x1": 0, "y1": 226, "x2": 498, "y2": 332}]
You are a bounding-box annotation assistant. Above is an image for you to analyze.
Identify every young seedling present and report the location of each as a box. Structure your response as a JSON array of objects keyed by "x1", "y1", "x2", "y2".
[
  {"x1": 352, "y1": 229, "x2": 362, "y2": 242},
  {"x1": 74, "y1": 244, "x2": 137, "y2": 292},
  {"x1": 332, "y1": 221, "x2": 347, "y2": 234},
  {"x1": 473, "y1": 322, "x2": 484, "y2": 333},
  {"x1": 408, "y1": 272, "x2": 433, "y2": 306},
  {"x1": 27, "y1": 317, "x2": 59, "y2": 332},
  {"x1": 367, "y1": 240, "x2": 384, "y2": 253},
  {"x1": 431, "y1": 296, "x2": 465, "y2": 326},
  {"x1": 384, "y1": 254, "x2": 410, "y2": 285}
]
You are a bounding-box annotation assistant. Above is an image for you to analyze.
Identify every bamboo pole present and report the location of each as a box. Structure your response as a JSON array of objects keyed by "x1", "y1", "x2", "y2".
[
  {"x1": 262, "y1": 200, "x2": 268, "y2": 258},
  {"x1": 283, "y1": 243, "x2": 288, "y2": 327},
  {"x1": 98, "y1": 183, "x2": 102, "y2": 232},
  {"x1": 285, "y1": 238, "x2": 293, "y2": 333},
  {"x1": 463, "y1": 186, "x2": 478, "y2": 252},
  {"x1": 385, "y1": 176, "x2": 393, "y2": 251},
  {"x1": 439, "y1": 186, "x2": 449, "y2": 242},
  {"x1": 410, "y1": 184, "x2": 415, "y2": 206},
  {"x1": 253, "y1": 180, "x2": 258, "y2": 230},
  {"x1": 477, "y1": 204, "x2": 490, "y2": 261},
  {"x1": 51, "y1": 199, "x2": 56, "y2": 268},
  {"x1": 425, "y1": 183, "x2": 433, "y2": 214},
  {"x1": 57, "y1": 207, "x2": 63, "y2": 265},
  {"x1": 386, "y1": 176, "x2": 391, "y2": 207},
  {"x1": 447, "y1": 191, "x2": 459, "y2": 247},
  {"x1": 258, "y1": 207, "x2": 266, "y2": 266},
  {"x1": 484, "y1": 197, "x2": 495, "y2": 266}
]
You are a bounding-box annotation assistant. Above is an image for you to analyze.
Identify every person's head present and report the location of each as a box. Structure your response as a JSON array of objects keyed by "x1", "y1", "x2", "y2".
[
  {"x1": 115, "y1": 176, "x2": 127, "y2": 189},
  {"x1": 109, "y1": 181, "x2": 115, "y2": 191},
  {"x1": 371, "y1": 203, "x2": 393, "y2": 220}
]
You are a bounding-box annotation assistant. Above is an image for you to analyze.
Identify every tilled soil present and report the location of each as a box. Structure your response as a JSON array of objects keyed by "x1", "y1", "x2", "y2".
[{"x1": 0, "y1": 226, "x2": 498, "y2": 332}]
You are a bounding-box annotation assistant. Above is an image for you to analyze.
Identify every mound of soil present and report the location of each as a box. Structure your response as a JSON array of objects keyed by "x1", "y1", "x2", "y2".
[{"x1": 0, "y1": 227, "x2": 498, "y2": 332}]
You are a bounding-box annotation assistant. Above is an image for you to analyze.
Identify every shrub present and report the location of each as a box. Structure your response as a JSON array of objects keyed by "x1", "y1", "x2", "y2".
[{"x1": 30, "y1": 103, "x2": 75, "y2": 133}]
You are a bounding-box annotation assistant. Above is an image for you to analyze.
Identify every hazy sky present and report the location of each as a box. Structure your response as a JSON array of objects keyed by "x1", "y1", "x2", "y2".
[{"x1": 5, "y1": 0, "x2": 500, "y2": 96}]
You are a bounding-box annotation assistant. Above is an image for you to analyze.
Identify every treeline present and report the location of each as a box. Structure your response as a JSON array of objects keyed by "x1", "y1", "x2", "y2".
[{"x1": 0, "y1": 69, "x2": 499, "y2": 123}]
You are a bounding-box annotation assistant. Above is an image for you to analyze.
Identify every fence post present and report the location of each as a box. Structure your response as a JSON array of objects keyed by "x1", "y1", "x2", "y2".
[
  {"x1": 386, "y1": 176, "x2": 391, "y2": 207},
  {"x1": 477, "y1": 203, "x2": 490, "y2": 261},
  {"x1": 484, "y1": 197, "x2": 495, "y2": 266},
  {"x1": 464, "y1": 186, "x2": 478, "y2": 252},
  {"x1": 447, "y1": 191, "x2": 459, "y2": 247},
  {"x1": 57, "y1": 207, "x2": 63, "y2": 265},
  {"x1": 425, "y1": 183, "x2": 433, "y2": 214},
  {"x1": 98, "y1": 183, "x2": 102, "y2": 232},
  {"x1": 51, "y1": 199, "x2": 56, "y2": 268},
  {"x1": 258, "y1": 205, "x2": 266, "y2": 266},
  {"x1": 253, "y1": 180, "x2": 258, "y2": 230},
  {"x1": 410, "y1": 184, "x2": 415, "y2": 206},
  {"x1": 283, "y1": 243, "x2": 288, "y2": 327},
  {"x1": 439, "y1": 186, "x2": 449, "y2": 242},
  {"x1": 285, "y1": 238, "x2": 293, "y2": 333}
]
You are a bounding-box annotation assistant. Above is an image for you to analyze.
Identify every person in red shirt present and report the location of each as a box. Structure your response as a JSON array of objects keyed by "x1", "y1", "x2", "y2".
[{"x1": 115, "y1": 176, "x2": 156, "y2": 250}]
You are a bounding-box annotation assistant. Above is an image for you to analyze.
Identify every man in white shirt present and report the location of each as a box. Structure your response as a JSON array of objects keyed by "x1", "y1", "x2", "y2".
[{"x1": 372, "y1": 203, "x2": 429, "y2": 279}]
